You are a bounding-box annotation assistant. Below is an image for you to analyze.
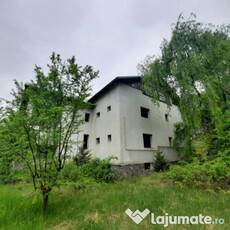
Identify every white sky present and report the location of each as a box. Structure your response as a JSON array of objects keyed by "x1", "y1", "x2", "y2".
[{"x1": 0, "y1": 0, "x2": 229, "y2": 100}]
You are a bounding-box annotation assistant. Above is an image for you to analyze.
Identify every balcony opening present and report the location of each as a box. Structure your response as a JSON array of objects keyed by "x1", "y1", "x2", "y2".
[
  {"x1": 83, "y1": 134, "x2": 89, "y2": 149},
  {"x1": 143, "y1": 134, "x2": 152, "y2": 148}
]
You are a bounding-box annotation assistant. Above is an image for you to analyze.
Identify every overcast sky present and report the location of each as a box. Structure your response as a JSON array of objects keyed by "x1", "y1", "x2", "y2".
[{"x1": 0, "y1": 0, "x2": 229, "y2": 100}]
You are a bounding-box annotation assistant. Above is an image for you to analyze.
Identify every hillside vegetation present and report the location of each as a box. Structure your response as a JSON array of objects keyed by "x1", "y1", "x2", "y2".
[{"x1": 0, "y1": 174, "x2": 230, "y2": 230}]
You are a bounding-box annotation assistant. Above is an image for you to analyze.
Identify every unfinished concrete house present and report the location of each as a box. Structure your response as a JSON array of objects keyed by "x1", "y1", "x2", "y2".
[{"x1": 74, "y1": 76, "x2": 181, "y2": 176}]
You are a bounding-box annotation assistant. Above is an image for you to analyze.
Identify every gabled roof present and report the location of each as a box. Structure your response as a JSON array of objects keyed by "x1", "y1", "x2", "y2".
[{"x1": 88, "y1": 76, "x2": 141, "y2": 103}]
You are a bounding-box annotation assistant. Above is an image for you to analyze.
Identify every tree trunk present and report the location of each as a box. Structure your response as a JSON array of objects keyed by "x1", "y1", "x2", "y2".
[{"x1": 43, "y1": 193, "x2": 49, "y2": 212}]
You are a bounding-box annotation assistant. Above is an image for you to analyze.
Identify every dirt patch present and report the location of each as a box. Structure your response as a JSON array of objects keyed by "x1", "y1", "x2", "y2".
[
  {"x1": 141, "y1": 177, "x2": 167, "y2": 188},
  {"x1": 108, "y1": 213, "x2": 120, "y2": 223},
  {"x1": 52, "y1": 221, "x2": 74, "y2": 230},
  {"x1": 85, "y1": 210, "x2": 99, "y2": 222}
]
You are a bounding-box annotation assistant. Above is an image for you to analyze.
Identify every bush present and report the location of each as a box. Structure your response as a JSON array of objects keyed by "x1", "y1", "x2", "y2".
[
  {"x1": 154, "y1": 151, "x2": 169, "y2": 172},
  {"x1": 73, "y1": 145, "x2": 91, "y2": 166},
  {"x1": 59, "y1": 161, "x2": 82, "y2": 183},
  {"x1": 1, "y1": 162, "x2": 30, "y2": 184},
  {"x1": 82, "y1": 157, "x2": 115, "y2": 182},
  {"x1": 166, "y1": 156, "x2": 230, "y2": 191},
  {"x1": 59, "y1": 157, "x2": 115, "y2": 185}
]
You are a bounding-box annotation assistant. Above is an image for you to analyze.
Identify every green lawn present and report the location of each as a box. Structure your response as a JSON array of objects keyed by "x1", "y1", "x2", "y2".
[{"x1": 0, "y1": 174, "x2": 230, "y2": 230}]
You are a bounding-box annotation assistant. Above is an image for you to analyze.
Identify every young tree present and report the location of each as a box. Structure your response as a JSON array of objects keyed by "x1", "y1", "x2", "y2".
[
  {"x1": 0, "y1": 53, "x2": 98, "y2": 211},
  {"x1": 73, "y1": 144, "x2": 91, "y2": 166},
  {"x1": 138, "y1": 14, "x2": 230, "y2": 158}
]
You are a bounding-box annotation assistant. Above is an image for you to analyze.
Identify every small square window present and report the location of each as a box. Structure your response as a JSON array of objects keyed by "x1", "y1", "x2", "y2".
[
  {"x1": 169, "y1": 137, "x2": 172, "y2": 146},
  {"x1": 144, "y1": 163, "x2": 150, "y2": 170},
  {"x1": 96, "y1": 137, "x2": 100, "y2": 144},
  {"x1": 165, "y1": 114, "x2": 169, "y2": 122},
  {"x1": 85, "y1": 113, "x2": 90, "y2": 122},
  {"x1": 143, "y1": 134, "x2": 152, "y2": 148},
  {"x1": 107, "y1": 106, "x2": 111, "y2": 112},
  {"x1": 141, "y1": 107, "x2": 149, "y2": 118},
  {"x1": 96, "y1": 112, "x2": 100, "y2": 118},
  {"x1": 108, "y1": 134, "x2": 112, "y2": 142}
]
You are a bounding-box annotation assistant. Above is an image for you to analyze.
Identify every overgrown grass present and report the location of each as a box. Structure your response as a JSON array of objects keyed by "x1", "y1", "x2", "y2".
[{"x1": 0, "y1": 174, "x2": 230, "y2": 229}]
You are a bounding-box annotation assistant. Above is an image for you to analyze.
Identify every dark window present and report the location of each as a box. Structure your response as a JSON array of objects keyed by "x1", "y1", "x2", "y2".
[
  {"x1": 144, "y1": 163, "x2": 151, "y2": 170},
  {"x1": 165, "y1": 114, "x2": 168, "y2": 122},
  {"x1": 96, "y1": 137, "x2": 100, "y2": 144},
  {"x1": 107, "y1": 106, "x2": 111, "y2": 112},
  {"x1": 169, "y1": 137, "x2": 172, "y2": 146},
  {"x1": 108, "y1": 134, "x2": 112, "y2": 142},
  {"x1": 96, "y1": 112, "x2": 100, "y2": 118},
  {"x1": 85, "y1": 113, "x2": 90, "y2": 122},
  {"x1": 83, "y1": 134, "x2": 89, "y2": 149},
  {"x1": 143, "y1": 134, "x2": 152, "y2": 148},
  {"x1": 141, "y1": 107, "x2": 149, "y2": 118}
]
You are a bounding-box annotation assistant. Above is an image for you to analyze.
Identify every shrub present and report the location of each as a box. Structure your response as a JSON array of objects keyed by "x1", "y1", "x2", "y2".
[
  {"x1": 1, "y1": 162, "x2": 30, "y2": 184},
  {"x1": 73, "y1": 145, "x2": 91, "y2": 166},
  {"x1": 59, "y1": 161, "x2": 82, "y2": 183},
  {"x1": 166, "y1": 156, "x2": 230, "y2": 191},
  {"x1": 154, "y1": 151, "x2": 169, "y2": 172},
  {"x1": 83, "y1": 157, "x2": 116, "y2": 182},
  {"x1": 59, "y1": 156, "x2": 116, "y2": 185}
]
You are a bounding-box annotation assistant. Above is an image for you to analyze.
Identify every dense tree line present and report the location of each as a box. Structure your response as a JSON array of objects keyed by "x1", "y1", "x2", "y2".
[{"x1": 138, "y1": 14, "x2": 230, "y2": 159}]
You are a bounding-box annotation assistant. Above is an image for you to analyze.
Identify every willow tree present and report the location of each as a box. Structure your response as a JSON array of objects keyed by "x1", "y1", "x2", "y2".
[
  {"x1": 138, "y1": 14, "x2": 230, "y2": 158},
  {"x1": 0, "y1": 53, "x2": 98, "y2": 211}
]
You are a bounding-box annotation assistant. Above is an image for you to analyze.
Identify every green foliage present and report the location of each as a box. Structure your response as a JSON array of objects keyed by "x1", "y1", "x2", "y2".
[
  {"x1": 4, "y1": 164, "x2": 31, "y2": 184},
  {"x1": 73, "y1": 145, "x2": 91, "y2": 166},
  {"x1": 83, "y1": 157, "x2": 116, "y2": 182},
  {"x1": 138, "y1": 13, "x2": 230, "y2": 157},
  {"x1": 0, "y1": 52, "x2": 98, "y2": 211},
  {"x1": 166, "y1": 155, "x2": 230, "y2": 191},
  {"x1": 59, "y1": 161, "x2": 81, "y2": 182},
  {"x1": 60, "y1": 157, "x2": 115, "y2": 184},
  {"x1": 154, "y1": 151, "x2": 169, "y2": 172},
  {"x1": 1, "y1": 175, "x2": 230, "y2": 229}
]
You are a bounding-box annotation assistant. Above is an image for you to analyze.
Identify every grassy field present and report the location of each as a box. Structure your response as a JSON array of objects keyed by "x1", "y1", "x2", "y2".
[{"x1": 0, "y1": 174, "x2": 230, "y2": 230}]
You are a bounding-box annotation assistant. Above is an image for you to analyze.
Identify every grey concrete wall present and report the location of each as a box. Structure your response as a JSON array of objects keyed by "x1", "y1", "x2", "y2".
[
  {"x1": 119, "y1": 83, "x2": 181, "y2": 164},
  {"x1": 75, "y1": 85, "x2": 122, "y2": 163},
  {"x1": 74, "y1": 83, "x2": 182, "y2": 165}
]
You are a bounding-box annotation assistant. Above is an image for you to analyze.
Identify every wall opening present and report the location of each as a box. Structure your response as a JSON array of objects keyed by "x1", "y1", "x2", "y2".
[
  {"x1": 96, "y1": 112, "x2": 100, "y2": 118},
  {"x1": 85, "y1": 113, "x2": 90, "y2": 122},
  {"x1": 165, "y1": 114, "x2": 169, "y2": 122},
  {"x1": 83, "y1": 134, "x2": 89, "y2": 149},
  {"x1": 96, "y1": 137, "x2": 100, "y2": 144},
  {"x1": 141, "y1": 107, "x2": 149, "y2": 118},
  {"x1": 108, "y1": 134, "x2": 112, "y2": 142},
  {"x1": 144, "y1": 163, "x2": 150, "y2": 170},
  {"x1": 107, "y1": 106, "x2": 111, "y2": 112},
  {"x1": 143, "y1": 134, "x2": 152, "y2": 148},
  {"x1": 169, "y1": 137, "x2": 172, "y2": 146}
]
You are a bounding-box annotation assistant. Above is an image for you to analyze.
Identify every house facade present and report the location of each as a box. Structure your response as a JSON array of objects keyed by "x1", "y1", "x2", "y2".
[{"x1": 74, "y1": 76, "x2": 181, "y2": 169}]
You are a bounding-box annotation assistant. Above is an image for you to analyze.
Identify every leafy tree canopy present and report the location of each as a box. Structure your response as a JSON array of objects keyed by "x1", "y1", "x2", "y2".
[
  {"x1": 0, "y1": 53, "x2": 98, "y2": 211},
  {"x1": 138, "y1": 14, "x2": 230, "y2": 158}
]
